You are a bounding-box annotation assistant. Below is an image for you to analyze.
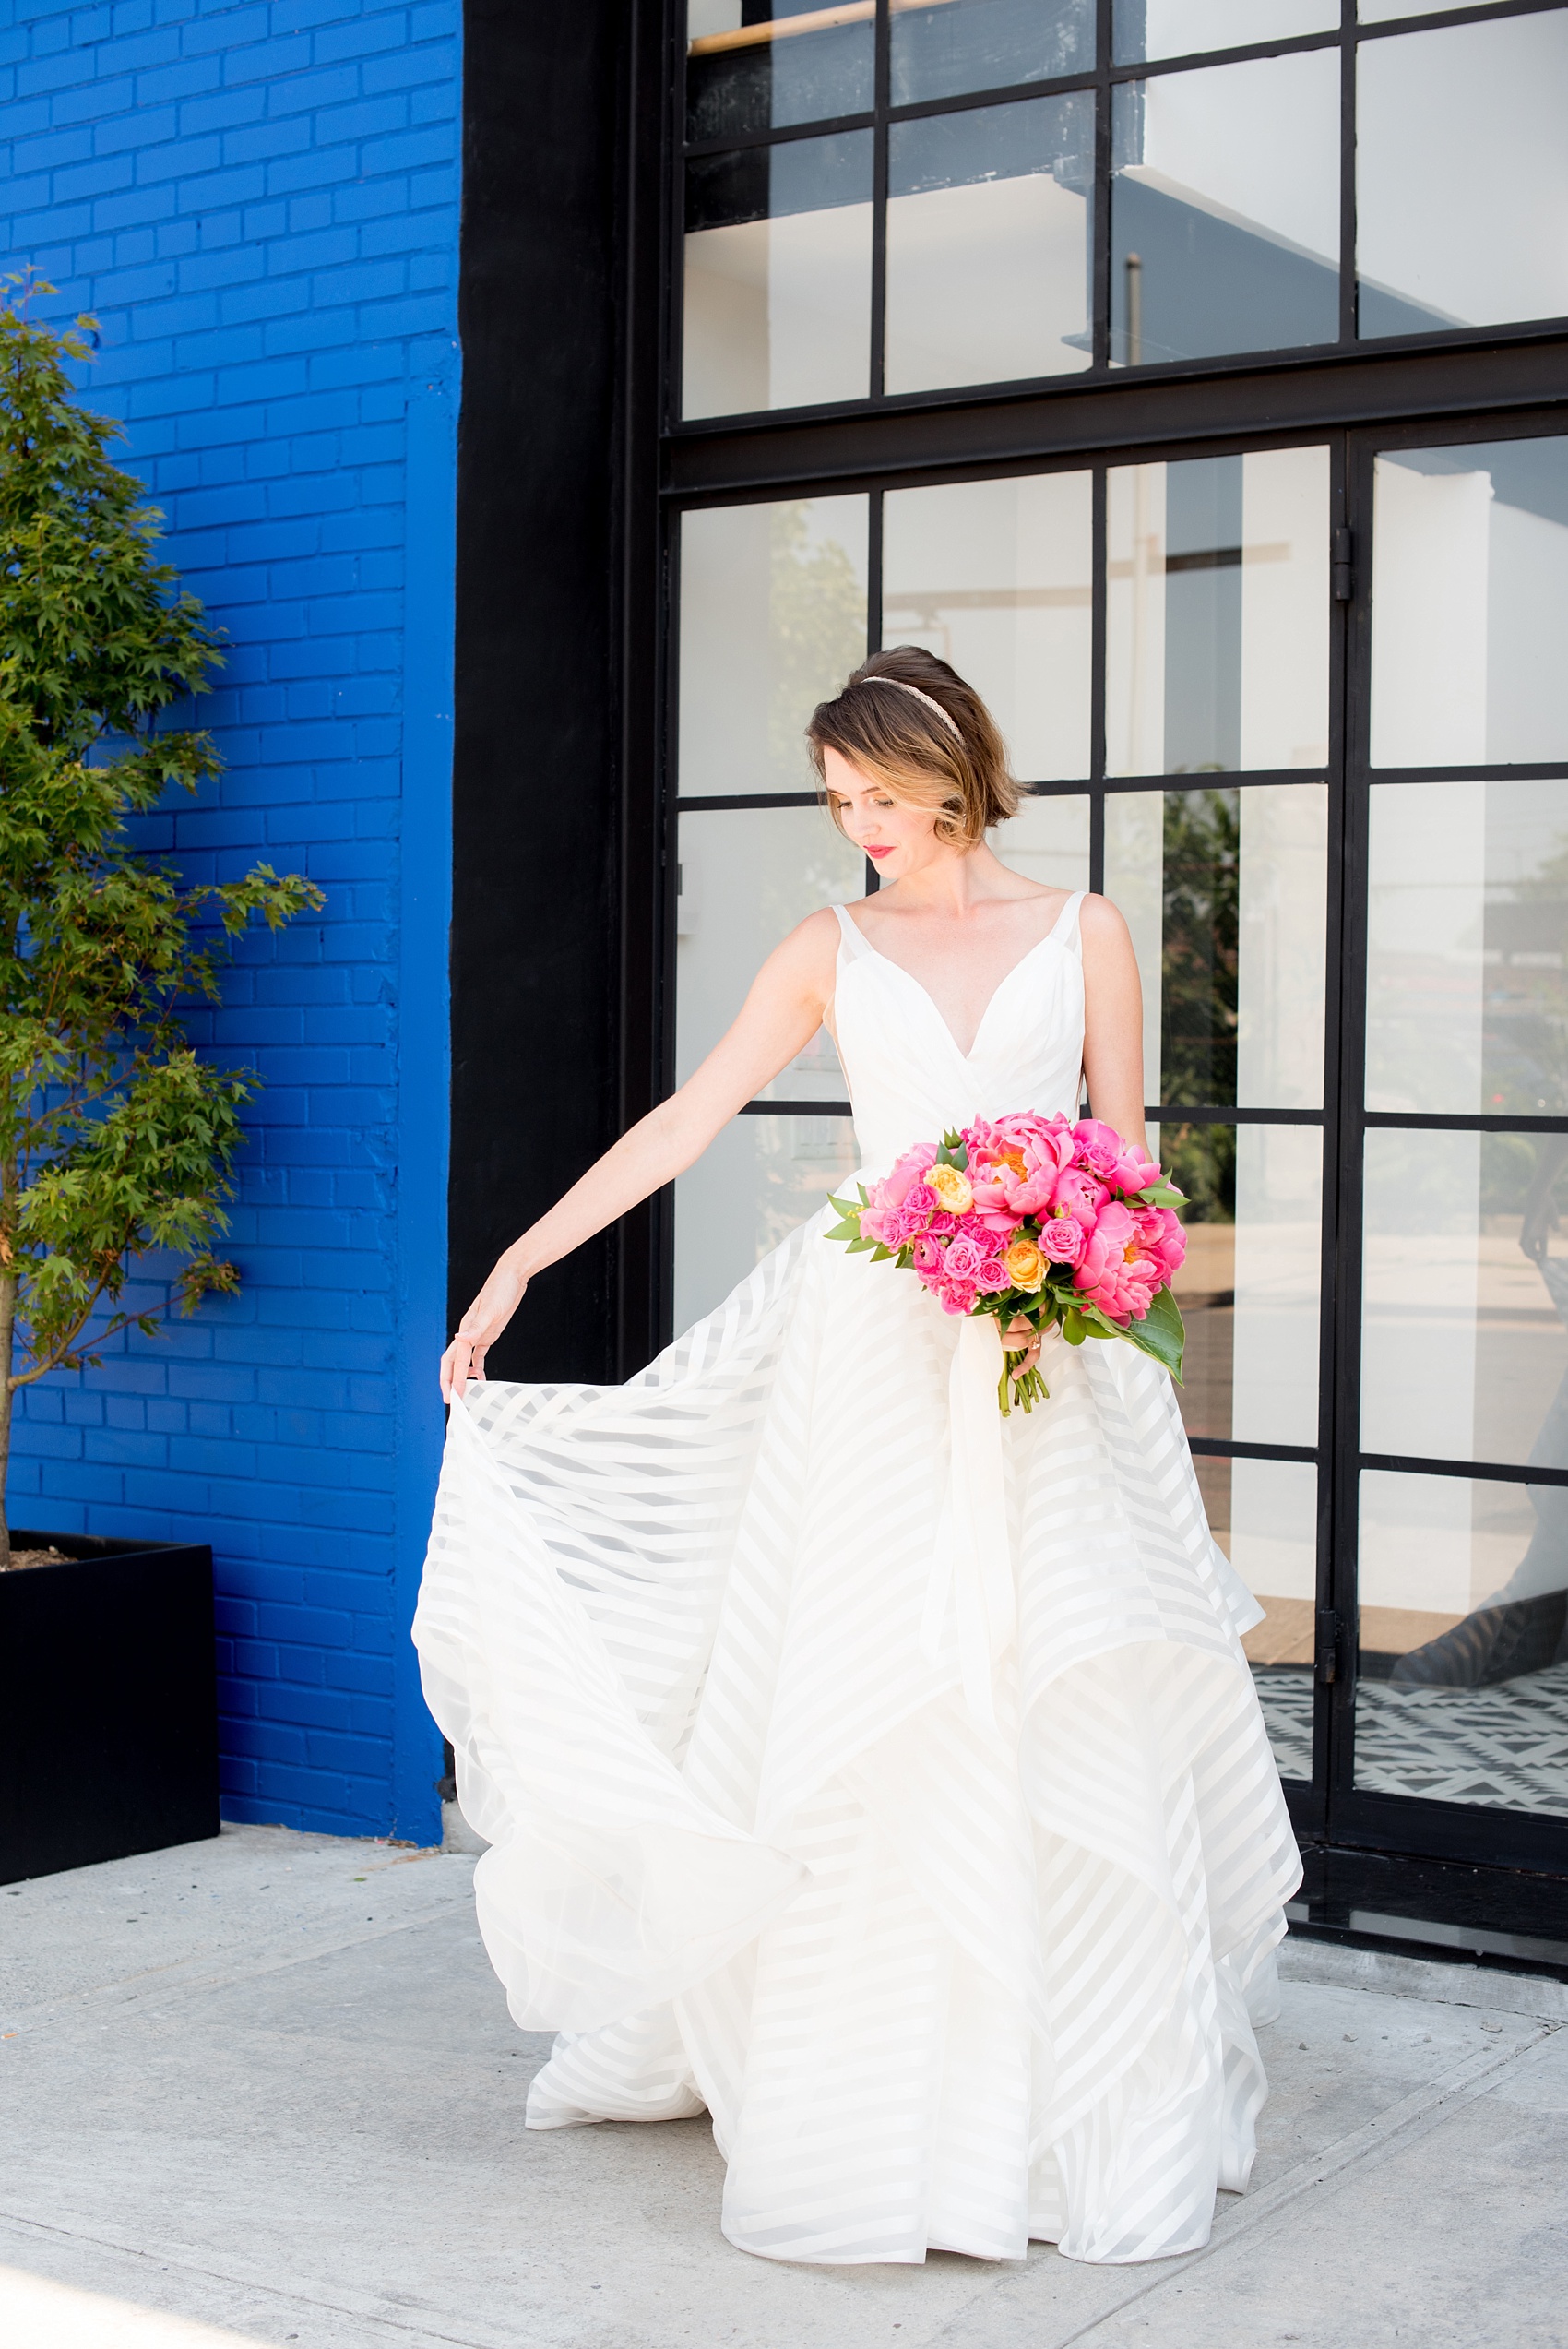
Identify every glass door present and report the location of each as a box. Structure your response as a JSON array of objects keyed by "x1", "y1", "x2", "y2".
[
  {"x1": 670, "y1": 437, "x2": 1342, "y2": 1826},
  {"x1": 1337, "y1": 422, "x2": 1568, "y2": 1857}
]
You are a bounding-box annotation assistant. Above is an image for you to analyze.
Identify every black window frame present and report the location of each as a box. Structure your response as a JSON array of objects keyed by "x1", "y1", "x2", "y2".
[{"x1": 668, "y1": 0, "x2": 1568, "y2": 434}]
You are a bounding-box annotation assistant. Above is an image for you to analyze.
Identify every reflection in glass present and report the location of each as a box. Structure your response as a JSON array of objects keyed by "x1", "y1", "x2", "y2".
[
  {"x1": 675, "y1": 807, "x2": 864, "y2": 1093},
  {"x1": 892, "y1": 0, "x2": 1094, "y2": 103},
  {"x1": 1114, "y1": 0, "x2": 1336, "y2": 62},
  {"x1": 1146, "y1": 1120, "x2": 1320, "y2": 1450},
  {"x1": 990, "y1": 792, "x2": 1090, "y2": 894},
  {"x1": 882, "y1": 471, "x2": 1092, "y2": 779},
  {"x1": 685, "y1": 1, "x2": 873, "y2": 141},
  {"x1": 885, "y1": 92, "x2": 1093, "y2": 394},
  {"x1": 1105, "y1": 784, "x2": 1327, "y2": 1109},
  {"x1": 683, "y1": 131, "x2": 873, "y2": 416},
  {"x1": 1361, "y1": 1130, "x2": 1568, "y2": 1472},
  {"x1": 1107, "y1": 447, "x2": 1330, "y2": 775},
  {"x1": 679, "y1": 496, "x2": 868, "y2": 798},
  {"x1": 1111, "y1": 51, "x2": 1338, "y2": 364},
  {"x1": 1356, "y1": 1471, "x2": 1568, "y2": 1818},
  {"x1": 1369, "y1": 442, "x2": 1568, "y2": 767},
  {"x1": 1358, "y1": 14, "x2": 1568, "y2": 340},
  {"x1": 1196, "y1": 1452, "x2": 1317, "y2": 1781},
  {"x1": 675, "y1": 1114, "x2": 861, "y2": 1330},
  {"x1": 1367, "y1": 780, "x2": 1568, "y2": 1118}
]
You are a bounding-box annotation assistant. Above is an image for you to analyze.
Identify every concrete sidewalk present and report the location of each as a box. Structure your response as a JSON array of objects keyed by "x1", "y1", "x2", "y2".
[{"x1": 2, "y1": 1827, "x2": 1564, "y2": 2349}]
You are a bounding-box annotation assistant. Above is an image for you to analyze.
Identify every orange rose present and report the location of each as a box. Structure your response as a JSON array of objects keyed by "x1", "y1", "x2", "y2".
[{"x1": 1004, "y1": 1237, "x2": 1045, "y2": 1292}]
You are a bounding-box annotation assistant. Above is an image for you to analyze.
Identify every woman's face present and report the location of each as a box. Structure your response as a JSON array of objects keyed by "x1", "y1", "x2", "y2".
[{"x1": 822, "y1": 745, "x2": 950, "y2": 882}]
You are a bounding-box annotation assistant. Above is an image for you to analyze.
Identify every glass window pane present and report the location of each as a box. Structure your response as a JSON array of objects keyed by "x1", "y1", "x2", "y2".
[
  {"x1": 1369, "y1": 440, "x2": 1568, "y2": 768},
  {"x1": 1356, "y1": 1470, "x2": 1568, "y2": 1818},
  {"x1": 1107, "y1": 447, "x2": 1330, "y2": 777},
  {"x1": 1361, "y1": 1129, "x2": 1568, "y2": 1470},
  {"x1": 686, "y1": 3, "x2": 873, "y2": 142},
  {"x1": 1106, "y1": 783, "x2": 1328, "y2": 1110},
  {"x1": 1115, "y1": 0, "x2": 1336, "y2": 62},
  {"x1": 1143, "y1": 1120, "x2": 1321, "y2": 1449},
  {"x1": 1357, "y1": 13, "x2": 1568, "y2": 339},
  {"x1": 679, "y1": 496, "x2": 868, "y2": 798},
  {"x1": 1367, "y1": 779, "x2": 1568, "y2": 1118},
  {"x1": 990, "y1": 792, "x2": 1091, "y2": 890},
  {"x1": 892, "y1": 0, "x2": 1094, "y2": 105},
  {"x1": 1197, "y1": 1453, "x2": 1318, "y2": 1781},
  {"x1": 885, "y1": 92, "x2": 1093, "y2": 394},
  {"x1": 675, "y1": 807, "x2": 863, "y2": 1098},
  {"x1": 1111, "y1": 51, "x2": 1339, "y2": 364},
  {"x1": 882, "y1": 471, "x2": 1093, "y2": 780},
  {"x1": 683, "y1": 131, "x2": 873, "y2": 417},
  {"x1": 675, "y1": 1114, "x2": 861, "y2": 1330}
]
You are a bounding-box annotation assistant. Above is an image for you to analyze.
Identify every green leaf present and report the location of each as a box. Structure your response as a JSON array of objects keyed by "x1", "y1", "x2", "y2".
[{"x1": 1118, "y1": 1285, "x2": 1186, "y2": 1381}]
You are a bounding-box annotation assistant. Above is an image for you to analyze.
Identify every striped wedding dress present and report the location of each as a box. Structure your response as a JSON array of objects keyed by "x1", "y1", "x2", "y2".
[{"x1": 414, "y1": 889, "x2": 1301, "y2": 2269}]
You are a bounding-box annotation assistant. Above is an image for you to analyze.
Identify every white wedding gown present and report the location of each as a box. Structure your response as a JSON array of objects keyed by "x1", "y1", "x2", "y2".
[{"x1": 414, "y1": 890, "x2": 1302, "y2": 2268}]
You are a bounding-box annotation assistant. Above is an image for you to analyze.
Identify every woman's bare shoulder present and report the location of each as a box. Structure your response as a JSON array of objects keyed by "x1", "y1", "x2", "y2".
[{"x1": 1079, "y1": 890, "x2": 1134, "y2": 947}]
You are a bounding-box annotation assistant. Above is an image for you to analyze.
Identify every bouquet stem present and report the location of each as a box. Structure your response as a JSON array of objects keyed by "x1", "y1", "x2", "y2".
[{"x1": 1000, "y1": 1353, "x2": 1050, "y2": 1415}]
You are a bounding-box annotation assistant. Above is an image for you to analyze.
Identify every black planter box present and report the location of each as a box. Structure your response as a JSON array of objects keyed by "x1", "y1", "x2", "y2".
[{"x1": 0, "y1": 1530, "x2": 220, "y2": 1885}]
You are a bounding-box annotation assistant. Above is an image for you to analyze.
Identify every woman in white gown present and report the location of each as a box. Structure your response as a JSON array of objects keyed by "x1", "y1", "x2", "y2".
[{"x1": 416, "y1": 646, "x2": 1301, "y2": 2271}]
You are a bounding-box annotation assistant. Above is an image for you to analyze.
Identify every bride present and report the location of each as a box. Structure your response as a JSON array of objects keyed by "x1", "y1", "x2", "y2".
[{"x1": 416, "y1": 646, "x2": 1301, "y2": 2271}]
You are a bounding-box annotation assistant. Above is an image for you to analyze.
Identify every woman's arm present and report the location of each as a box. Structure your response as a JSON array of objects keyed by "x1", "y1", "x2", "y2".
[
  {"x1": 439, "y1": 909, "x2": 841, "y2": 1399},
  {"x1": 1080, "y1": 894, "x2": 1148, "y2": 1156}
]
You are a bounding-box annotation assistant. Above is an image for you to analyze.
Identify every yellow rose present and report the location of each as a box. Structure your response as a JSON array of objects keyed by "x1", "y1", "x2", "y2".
[
  {"x1": 929, "y1": 1163, "x2": 974, "y2": 1214},
  {"x1": 1004, "y1": 1237, "x2": 1045, "y2": 1292}
]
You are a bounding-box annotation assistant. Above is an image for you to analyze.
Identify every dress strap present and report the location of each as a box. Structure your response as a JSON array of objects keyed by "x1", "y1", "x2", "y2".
[
  {"x1": 1046, "y1": 888, "x2": 1087, "y2": 960},
  {"x1": 831, "y1": 903, "x2": 876, "y2": 960}
]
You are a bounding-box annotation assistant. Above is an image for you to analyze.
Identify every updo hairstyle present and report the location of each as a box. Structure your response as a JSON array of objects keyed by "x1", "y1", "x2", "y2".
[{"x1": 806, "y1": 646, "x2": 1019, "y2": 851}]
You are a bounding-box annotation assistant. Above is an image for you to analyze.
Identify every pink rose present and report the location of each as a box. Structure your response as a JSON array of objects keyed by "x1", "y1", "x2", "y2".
[
  {"x1": 1038, "y1": 1214, "x2": 1085, "y2": 1266},
  {"x1": 859, "y1": 1207, "x2": 898, "y2": 1247},
  {"x1": 927, "y1": 1210, "x2": 956, "y2": 1235},
  {"x1": 974, "y1": 1255, "x2": 1011, "y2": 1294},
  {"x1": 1051, "y1": 1165, "x2": 1110, "y2": 1230},
  {"x1": 943, "y1": 1234, "x2": 984, "y2": 1283},
  {"x1": 939, "y1": 1282, "x2": 977, "y2": 1316},
  {"x1": 910, "y1": 1234, "x2": 943, "y2": 1274},
  {"x1": 904, "y1": 1181, "x2": 938, "y2": 1222}
]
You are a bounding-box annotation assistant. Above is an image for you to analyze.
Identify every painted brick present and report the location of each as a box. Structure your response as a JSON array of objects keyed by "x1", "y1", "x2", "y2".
[{"x1": 5, "y1": 0, "x2": 457, "y2": 1841}]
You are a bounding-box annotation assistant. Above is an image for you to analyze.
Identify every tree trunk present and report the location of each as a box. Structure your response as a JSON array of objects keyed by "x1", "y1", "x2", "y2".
[{"x1": 0, "y1": 1269, "x2": 15, "y2": 1571}]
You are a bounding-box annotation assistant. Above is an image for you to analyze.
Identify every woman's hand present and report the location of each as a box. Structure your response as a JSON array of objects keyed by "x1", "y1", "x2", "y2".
[
  {"x1": 440, "y1": 1253, "x2": 529, "y2": 1403},
  {"x1": 1002, "y1": 1314, "x2": 1041, "y2": 1382}
]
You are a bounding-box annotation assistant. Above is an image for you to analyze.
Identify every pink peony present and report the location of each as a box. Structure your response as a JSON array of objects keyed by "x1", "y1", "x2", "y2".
[
  {"x1": 1038, "y1": 1213, "x2": 1086, "y2": 1266},
  {"x1": 877, "y1": 1142, "x2": 940, "y2": 1209},
  {"x1": 1051, "y1": 1165, "x2": 1111, "y2": 1230},
  {"x1": 910, "y1": 1234, "x2": 943, "y2": 1274},
  {"x1": 1073, "y1": 1200, "x2": 1161, "y2": 1325},
  {"x1": 968, "y1": 1111, "x2": 1078, "y2": 1228},
  {"x1": 1133, "y1": 1204, "x2": 1185, "y2": 1281},
  {"x1": 1071, "y1": 1118, "x2": 1161, "y2": 1198}
]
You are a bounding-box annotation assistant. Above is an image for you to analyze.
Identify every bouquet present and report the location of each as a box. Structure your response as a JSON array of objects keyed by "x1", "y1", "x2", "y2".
[{"x1": 826, "y1": 1114, "x2": 1188, "y2": 1413}]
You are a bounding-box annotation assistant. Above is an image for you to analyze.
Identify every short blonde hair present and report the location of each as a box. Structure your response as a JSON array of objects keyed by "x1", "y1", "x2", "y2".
[{"x1": 806, "y1": 647, "x2": 1019, "y2": 850}]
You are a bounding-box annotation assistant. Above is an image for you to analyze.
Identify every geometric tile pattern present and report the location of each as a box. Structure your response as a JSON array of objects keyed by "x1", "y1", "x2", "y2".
[{"x1": 1253, "y1": 1663, "x2": 1568, "y2": 1817}]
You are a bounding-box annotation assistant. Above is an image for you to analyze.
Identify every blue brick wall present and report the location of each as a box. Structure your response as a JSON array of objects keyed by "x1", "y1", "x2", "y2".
[{"x1": 0, "y1": 0, "x2": 457, "y2": 1842}]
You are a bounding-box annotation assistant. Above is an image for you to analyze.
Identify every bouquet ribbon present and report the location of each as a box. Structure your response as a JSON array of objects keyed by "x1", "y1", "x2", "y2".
[{"x1": 921, "y1": 1314, "x2": 1016, "y2": 1727}]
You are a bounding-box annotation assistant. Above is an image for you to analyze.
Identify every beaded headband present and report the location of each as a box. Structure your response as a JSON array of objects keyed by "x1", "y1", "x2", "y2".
[{"x1": 864, "y1": 674, "x2": 964, "y2": 744}]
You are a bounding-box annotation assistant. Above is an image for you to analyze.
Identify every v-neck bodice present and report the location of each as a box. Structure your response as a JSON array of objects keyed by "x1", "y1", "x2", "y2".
[{"x1": 831, "y1": 892, "x2": 1086, "y2": 1173}]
